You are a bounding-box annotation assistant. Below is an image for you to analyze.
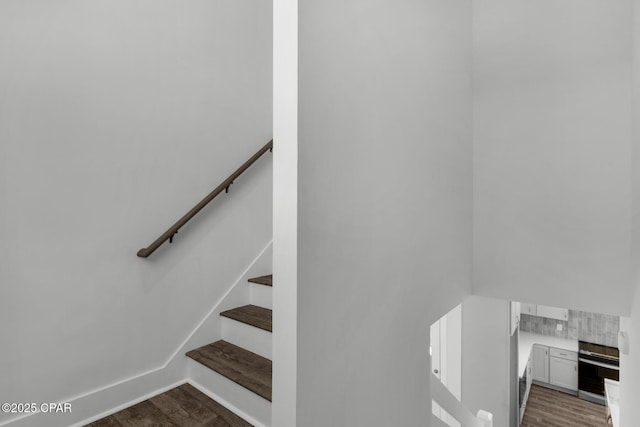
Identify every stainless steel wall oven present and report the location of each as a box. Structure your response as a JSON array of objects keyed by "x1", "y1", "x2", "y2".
[{"x1": 578, "y1": 341, "x2": 619, "y2": 405}]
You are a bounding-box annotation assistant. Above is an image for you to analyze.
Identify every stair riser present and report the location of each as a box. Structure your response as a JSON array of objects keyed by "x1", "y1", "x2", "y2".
[
  {"x1": 249, "y1": 282, "x2": 272, "y2": 309},
  {"x1": 221, "y1": 317, "x2": 272, "y2": 359},
  {"x1": 188, "y1": 359, "x2": 271, "y2": 427}
]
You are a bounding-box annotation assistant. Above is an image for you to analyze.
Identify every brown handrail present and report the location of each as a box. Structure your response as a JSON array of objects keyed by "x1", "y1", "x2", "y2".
[{"x1": 137, "y1": 140, "x2": 273, "y2": 258}]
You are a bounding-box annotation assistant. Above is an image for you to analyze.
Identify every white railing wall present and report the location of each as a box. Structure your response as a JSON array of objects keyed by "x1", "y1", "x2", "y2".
[
  {"x1": 430, "y1": 372, "x2": 493, "y2": 427},
  {"x1": 431, "y1": 413, "x2": 451, "y2": 427}
]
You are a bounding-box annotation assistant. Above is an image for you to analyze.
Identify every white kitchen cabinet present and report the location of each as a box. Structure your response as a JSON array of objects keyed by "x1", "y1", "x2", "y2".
[
  {"x1": 532, "y1": 344, "x2": 549, "y2": 383},
  {"x1": 549, "y1": 349, "x2": 578, "y2": 391},
  {"x1": 536, "y1": 304, "x2": 569, "y2": 321},
  {"x1": 520, "y1": 355, "x2": 533, "y2": 424},
  {"x1": 526, "y1": 356, "x2": 533, "y2": 395},
  {"x1": 521, "y1": 303, "x2": 537, "y2": 316},
  {"x1": 510, "y1": 301, "x2": 521, "y2": 335}
]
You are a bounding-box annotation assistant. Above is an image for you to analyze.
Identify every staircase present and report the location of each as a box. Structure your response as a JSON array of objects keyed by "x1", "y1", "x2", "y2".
[
  {"x1": 186, "y1": 274, "x2": 273, "y2": 426},
  {"x1": 88, "y1": 142, "x2": 275, "y2": 427}
]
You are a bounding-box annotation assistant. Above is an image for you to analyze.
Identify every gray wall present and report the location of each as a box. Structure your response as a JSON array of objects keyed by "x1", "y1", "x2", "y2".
[
  {"x1": 297, "y1": 0, "x2": 473, "y2": 425},
  {"x1": 473, "y1": 0, "x2": 634, "y2": 316},
  {"x1": 620, "y1": 291, "x2": 640, "y2": 426},
  {"x1": 520, "y1": 311, "x2": 620, "y2": 347},
  {"x1": 462, "y1": 296, "x2": 510, "y2": 427},
  {"x1": 0, "y1": 0, "x2": 272, "y2": 420},
  {"x1": 509, "y1": 330, "x2": 518, "y2": 427},
  {"x1": 621, "y1": 1, "x2": 640, "y2": 425}
]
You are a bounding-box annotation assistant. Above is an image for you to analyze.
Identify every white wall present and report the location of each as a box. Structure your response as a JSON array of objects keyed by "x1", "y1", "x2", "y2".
[
  {"x1": 619, "y1": 312, "x2": 637, "y2": 427},
  {"x1": 444, "y1": 305, "x2": 462, "y2": 402},
  {"x1": 272, "y1": 0, "x2": 298, "y2": 424},
  {"x1": 462, "y1": 296, "x2": 510, "y2": 427},
  {"x1": 621, "y1": 1, "x2": 640, "y2": 424},
  {"x1": 297, "y1": 0, "x2": 472, "y2": 424},
  {"x1": 0, "y1": 1, "x2": 272, "y2": 423},
  {"x1": 473, "y1": 0, "x2": 634, "y2": 316}
]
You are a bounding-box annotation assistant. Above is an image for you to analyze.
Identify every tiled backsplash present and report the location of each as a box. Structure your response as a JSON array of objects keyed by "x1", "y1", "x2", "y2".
[
  {"x1": 519, "y1": 309, "x2": 619, "y2": 347},
  {"x1": 520, "y1": 314, "x2": 570, "y2": 339}
]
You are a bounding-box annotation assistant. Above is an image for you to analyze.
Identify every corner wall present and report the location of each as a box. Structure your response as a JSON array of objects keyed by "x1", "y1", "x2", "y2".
[
  {"x1": 0, "y1": 1, "x2": 272, "y2": 424},
  {"x1": 621, "y1": 0, "x2": 640, "y2": 424},
  {"x1": 272, "y1": 0, "x2": 298, "y2": 424},
  {"x1": 619, "y1": 304, "x2": 639, "y2": 426},
  {"x1": 473, "y1": 0, "x2": 634, "y2": 315},
  {"x1": 462, "y1": 296, "x2": 510, "y2": 427},
  {"x1": 297, "y1": 0, "x2": 473, "y2": 424}
]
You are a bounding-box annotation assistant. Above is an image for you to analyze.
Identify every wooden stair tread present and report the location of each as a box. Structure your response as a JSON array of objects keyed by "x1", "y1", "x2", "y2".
[
  {"x1": 220, "y1": 305, "x2": 272, "y2": 332},
  {"x1": 247, "y1": 275, "x2": 272, "y2": 286},
  {"x1": 186, "y1": 340, "x2": 272, "y2": 401}
]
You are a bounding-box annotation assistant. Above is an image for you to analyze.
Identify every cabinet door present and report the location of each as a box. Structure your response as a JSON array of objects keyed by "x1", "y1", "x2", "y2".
[
  {"x1": 510, "y1": 301, "x2": 520, "y2": 335},
  {"x1": 526, "y1": 357, "x2": 533, "y2": 395},
  {"x1": 521, "y1": 303, "x2": 537, "y2": 316},
  {"x1": 532, "y1": 345, "x2": 549, "y2": 383},
  {"x1": 549, "y1": 347, "x2": 578, "y2": 362},
  {"x1": 549, "y1": 357, "x2": 578, "y2": 391},
  {"x1": 536, "y1": 305, "x2": 569, "y2": 321}
]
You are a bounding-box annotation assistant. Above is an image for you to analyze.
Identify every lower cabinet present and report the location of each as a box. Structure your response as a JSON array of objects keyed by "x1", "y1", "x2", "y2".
[
  {"x1": 520, "y1": 356, "x2": 533, "y2": 424},
  {"x1": 531, "y1": 344, "x2": 549, "y2": 383},
  {"x1": 531, "y1": 345, "x2": 578, "y2": 390},
  {"x1": 522, "y1": 343, "x2": 578, "y2": 425},
  {"x1": 526, "y1": 357, "x2": 533, "y2": 393},
  {"x1": 549, "y1": 348, "x2": 578, "y2": 391}
]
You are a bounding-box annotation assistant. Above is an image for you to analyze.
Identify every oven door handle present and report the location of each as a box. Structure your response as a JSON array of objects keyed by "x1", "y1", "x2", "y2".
[{"x1": 578, "y1": 357, "x2": 620, "y2": 371}]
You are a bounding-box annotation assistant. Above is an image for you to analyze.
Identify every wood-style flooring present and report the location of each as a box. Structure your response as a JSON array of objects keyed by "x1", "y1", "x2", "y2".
[
  {"x1": 247, "y1": 275, "x2": 272, "y2": 286},
  {"x1": 521, "y1": 384, "x2": 607, "y2": 427},
  {"x1": 220, "y1": 305, "x2": 272, "y2": 332},
  {"x1": 85, "y1": 383, "x2": 252, "y2": 427}
]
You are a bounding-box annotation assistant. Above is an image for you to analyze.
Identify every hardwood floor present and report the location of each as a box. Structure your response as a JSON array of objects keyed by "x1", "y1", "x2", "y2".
[
  {"x1": 521, "y1": 384, "x2": 607, "y2": 427},
  {"x1": 85, "y1": 383, "x2": 252, "y2": 427}
]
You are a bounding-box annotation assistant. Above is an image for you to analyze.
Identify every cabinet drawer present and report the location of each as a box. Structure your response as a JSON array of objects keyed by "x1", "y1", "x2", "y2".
[{"x1": 550, "y1": 347, "x2": 577, "y2": 361}]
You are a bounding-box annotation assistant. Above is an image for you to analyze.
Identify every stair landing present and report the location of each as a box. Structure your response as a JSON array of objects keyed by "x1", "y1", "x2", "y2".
[{"x1": 85, "y1": 383, "x2": 253, "y2": 426}]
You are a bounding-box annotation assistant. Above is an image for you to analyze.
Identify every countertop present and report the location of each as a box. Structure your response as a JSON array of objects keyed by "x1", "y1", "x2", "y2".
[
  {"x1": 518, "y1": 331, "x2": 579, "y2": 376},
  {"x1": 604, "y1": 379, "x2": 620, "y2": 427}
]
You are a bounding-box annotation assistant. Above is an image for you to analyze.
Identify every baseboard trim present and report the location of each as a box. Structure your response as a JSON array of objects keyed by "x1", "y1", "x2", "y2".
[
  {"x1": 0, "y1": 368, "x2": 185, "y2": 427},
  {"x1": 69, "y1": 379, "x2": 188, "y2": 427},
  {"x1": 0, "y1": 240, "x2": 273, "y2": 427},
  {"x1": 189, "y1": 380, "x2": 268, "y2": 427}
]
